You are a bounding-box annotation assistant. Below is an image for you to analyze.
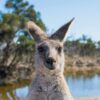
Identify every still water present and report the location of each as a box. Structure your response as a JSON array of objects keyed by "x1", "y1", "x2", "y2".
[{"x1": 0, "y1": 75, "x2": 100, "y2": 100}]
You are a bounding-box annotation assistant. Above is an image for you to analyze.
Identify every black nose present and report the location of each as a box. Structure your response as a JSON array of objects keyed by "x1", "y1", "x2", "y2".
[
  {"x1": 46, "y1": 57, "x2": 55, "y2": 65},
  {"x1": 46, "y1": 57, "x2": 56, "y2": 69}
]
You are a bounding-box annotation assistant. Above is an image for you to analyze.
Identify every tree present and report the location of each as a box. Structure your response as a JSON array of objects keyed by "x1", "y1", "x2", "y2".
[
  {"x1": 5, "y1": 0, "x2": 46, "y2": 30},
  {"x1": 97, "y1": 41, "x2": 100, "y2": 49},
  {"x1": 0, "y1": 0, "x2": 46, "y2": 66},
  {"x1": 80, "y1": 35, "x2": 87, "y2": 43},
  {"x1": 65, "y1": 35, "x2": 97, "y2": 56}
]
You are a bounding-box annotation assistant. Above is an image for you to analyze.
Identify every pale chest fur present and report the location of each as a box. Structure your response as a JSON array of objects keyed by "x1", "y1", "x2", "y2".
[{"x1": 27, "y1": 74, "x2": 74, "y2": 100}]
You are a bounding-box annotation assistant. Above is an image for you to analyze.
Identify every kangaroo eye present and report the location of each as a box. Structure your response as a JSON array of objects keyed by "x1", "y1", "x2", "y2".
[
  {"x1": 38, "y1": 46, "x2": 45, "y2": 53},
  {"x1": 56, "y1": 46, "x2": 62, "y2": 53}
]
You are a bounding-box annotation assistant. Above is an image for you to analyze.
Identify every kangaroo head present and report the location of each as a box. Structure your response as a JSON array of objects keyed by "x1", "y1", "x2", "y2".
[{"x1": 25, "y1": 18, "x2": 74, "y2": 75}]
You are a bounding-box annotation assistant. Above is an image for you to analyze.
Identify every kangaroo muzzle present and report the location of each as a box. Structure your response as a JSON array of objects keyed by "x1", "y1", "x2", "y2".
[{"x1": 46, "y1": 57, "x2": 56, "y2": 70}]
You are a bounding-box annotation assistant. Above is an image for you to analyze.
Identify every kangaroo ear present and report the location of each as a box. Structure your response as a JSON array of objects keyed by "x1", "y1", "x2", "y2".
[
  {"x1": 25, "y1": 21, "x2": 48, "y2": 43},
  {"x1": 50, "y1": 18, "x2": 74, "y2": 42}
]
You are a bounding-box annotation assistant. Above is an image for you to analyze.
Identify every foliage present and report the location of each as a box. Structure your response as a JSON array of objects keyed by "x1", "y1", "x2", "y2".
[
  {"x1": 0, "y1": 0, "x2": 46, "y2": 42},
  {"x1": 65, "y1": 35, "x2": 98, "y2": 56},
  {"x1": 0, "y1": 0, "x2": 46, "y2": 66},
  {"x1": 97, "y1": 41, "x2": 100, "y2": 49},
  {"x1": 5, "y1": 0, "x2": 46, "y2": 30}
]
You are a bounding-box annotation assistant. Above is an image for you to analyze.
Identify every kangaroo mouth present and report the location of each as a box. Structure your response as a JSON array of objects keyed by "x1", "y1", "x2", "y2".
[
  {"x1": 46, "y1": 64, "x2": 55, "y2": 70},
  {"x1": 44, "y1": 60, "x2": 56, "y2": 70}
]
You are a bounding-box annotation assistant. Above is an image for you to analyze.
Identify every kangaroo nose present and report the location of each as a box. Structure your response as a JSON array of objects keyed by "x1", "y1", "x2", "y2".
[
  {"x1": 46, "y1": 57, "x2": 56, "y2": 70},
  {"x1": 46, "y1": 57, "x2": 55, "y2": 65}
]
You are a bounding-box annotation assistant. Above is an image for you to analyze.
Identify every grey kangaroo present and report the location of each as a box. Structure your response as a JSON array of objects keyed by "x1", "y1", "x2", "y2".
[{"x1": 25, "y1": 18, "x2": 74, "y2": 100}]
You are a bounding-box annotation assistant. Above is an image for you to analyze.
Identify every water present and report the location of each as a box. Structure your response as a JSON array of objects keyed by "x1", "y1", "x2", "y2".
[
  {"x1": 66, "y1": 75, "x2": 100, "y2": 97},
  {"x1": 0, "y1": 75, "x2": 100, "y2": 100}
]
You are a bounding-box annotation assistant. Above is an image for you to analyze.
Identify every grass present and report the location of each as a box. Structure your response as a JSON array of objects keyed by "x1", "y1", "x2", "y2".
[{"x1": 64, "y1": 66, "x2": 100, "y2": 77}]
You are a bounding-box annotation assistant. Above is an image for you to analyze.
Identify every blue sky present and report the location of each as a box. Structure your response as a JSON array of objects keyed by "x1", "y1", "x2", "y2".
[{"x1": 0, "y1": 0, "x2": 100, "y2": 41}]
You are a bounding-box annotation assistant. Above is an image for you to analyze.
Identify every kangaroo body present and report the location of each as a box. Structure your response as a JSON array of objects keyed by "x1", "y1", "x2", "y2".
[
  {"x1": 27, "y1": 74, "x2": 73, "y2": 100},
  {"x1": 25, "y1": 18, "x2": 74, "y2": 100}
]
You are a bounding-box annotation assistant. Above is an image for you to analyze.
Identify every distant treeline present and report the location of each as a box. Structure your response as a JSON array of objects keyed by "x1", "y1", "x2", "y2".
[{"x1": 65, "y1": 35, "x2": 100, "y2": 56}]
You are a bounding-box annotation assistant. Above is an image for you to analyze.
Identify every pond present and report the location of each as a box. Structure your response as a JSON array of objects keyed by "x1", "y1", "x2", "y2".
[{"x1": 0, "y1": 75, "x2": 100, "y2": 100}]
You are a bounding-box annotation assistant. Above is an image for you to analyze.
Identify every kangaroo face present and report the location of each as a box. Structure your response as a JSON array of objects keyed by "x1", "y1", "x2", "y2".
[
  {"x1": 25, "y1": 18, "x2": 74, "y2": 74},
  {"x1": 36, "y1": 40, "x2": 64, "y2": 71}
]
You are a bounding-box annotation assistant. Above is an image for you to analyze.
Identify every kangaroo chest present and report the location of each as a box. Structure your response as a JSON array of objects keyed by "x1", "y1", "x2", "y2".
[
  {"x1": 28, "y1": 84, "x2": 68, "y2": 100},
  {"x1": 27, "y1": 76, "x2": 72, "y2": 100}
]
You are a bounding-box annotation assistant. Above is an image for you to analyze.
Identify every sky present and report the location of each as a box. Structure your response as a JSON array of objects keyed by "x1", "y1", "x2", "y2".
[{"x1": 0, "y1": 0, "x2": 100, "y2": 41}]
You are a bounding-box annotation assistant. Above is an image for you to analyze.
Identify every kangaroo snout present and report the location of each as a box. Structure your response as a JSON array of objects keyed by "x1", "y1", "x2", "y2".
[{"x1": 46, "y1": 57, "x2": 56, "y2": 70}]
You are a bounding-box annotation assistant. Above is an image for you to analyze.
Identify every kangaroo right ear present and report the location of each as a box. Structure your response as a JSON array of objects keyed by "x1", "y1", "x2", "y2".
[
  {"x1": 50, "y1": 18, "x2": 74, "y2": 43},
  {"x1": 25, "y1": 21, "x2": 48, "y2": 43}
]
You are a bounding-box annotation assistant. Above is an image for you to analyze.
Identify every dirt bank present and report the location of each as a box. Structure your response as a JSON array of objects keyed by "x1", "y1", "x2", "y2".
[{"x1": 0, "y1": 55, "x2": 100, "y2": 84}]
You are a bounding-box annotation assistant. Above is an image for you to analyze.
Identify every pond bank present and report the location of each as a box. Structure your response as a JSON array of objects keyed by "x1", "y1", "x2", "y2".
[
  {"x1": 0, "y1": 66, "x2": 100, "y2": 84},
  {"x1": 64, "y1": 66, "x2": 100, "y2": 76},
  {"x1": 64, "y1": 55, "x2": 100, "y2": 76},
  {"x1": 0, "y1": 55, "x2": 100, "y2": 84}
]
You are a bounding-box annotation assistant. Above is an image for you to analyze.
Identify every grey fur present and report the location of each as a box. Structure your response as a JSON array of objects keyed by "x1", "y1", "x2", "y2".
[{"x1": 25, "y1": 19, "x2": 74, "y2": 100}]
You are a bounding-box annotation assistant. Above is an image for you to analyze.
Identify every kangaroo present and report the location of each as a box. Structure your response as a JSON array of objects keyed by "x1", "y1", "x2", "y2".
[{"x1": 25, "y1": 18, "x2": 74, "y2": 100}]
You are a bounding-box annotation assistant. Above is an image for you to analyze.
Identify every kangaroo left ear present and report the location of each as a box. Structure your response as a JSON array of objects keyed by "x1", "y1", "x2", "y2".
[
  {"x1": 25, "y1": 21, "x2": 48, "y2": 43},
  {"x1": 50, "y1": 18, "x2": 74, "y2": 42}
]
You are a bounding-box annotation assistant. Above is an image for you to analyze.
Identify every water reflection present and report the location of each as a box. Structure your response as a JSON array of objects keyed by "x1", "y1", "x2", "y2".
[
  {"x1": 0, "y1": 80, "x2": 30, "y2": 100},
  {"x1": 0, "y1": 75, "x2": 100, "y2": 100}
]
